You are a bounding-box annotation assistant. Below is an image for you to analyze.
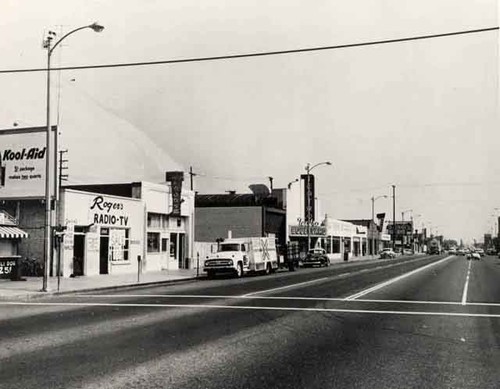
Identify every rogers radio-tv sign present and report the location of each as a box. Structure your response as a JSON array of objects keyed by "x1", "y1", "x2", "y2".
[{"x1": 0, "y1": 127, "x2": 56, "y2": 199}]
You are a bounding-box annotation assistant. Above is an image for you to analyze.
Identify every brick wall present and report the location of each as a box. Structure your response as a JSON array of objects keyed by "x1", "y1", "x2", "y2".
[{"x1": 195, "y1": 207, "x2": 262, "y2": 241}]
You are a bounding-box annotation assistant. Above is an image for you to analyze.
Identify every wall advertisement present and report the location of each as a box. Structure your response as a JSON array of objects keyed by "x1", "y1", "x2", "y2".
[{"x1": 0, "y1": 127, "x2": 56, "y2": 199}]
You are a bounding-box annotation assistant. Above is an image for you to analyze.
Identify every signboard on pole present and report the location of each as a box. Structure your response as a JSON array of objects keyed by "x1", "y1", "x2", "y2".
[
  {"x1": 166, "y1": 171, "x2": 184, "y2": 217},
  {"x1": 301, "y1": 174, "x2": 315, "y2": 222},
  {"x1": 0, "y1": 127, "x2": 56, "y2": 199}
]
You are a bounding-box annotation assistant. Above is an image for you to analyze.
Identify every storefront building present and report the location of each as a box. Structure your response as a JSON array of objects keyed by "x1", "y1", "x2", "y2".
[
  {"x1": 59, "y1": 189, "x2": 144, "y2": 277},
  {"x1": 0, "y1": 211, "x2": 28, "y2": 279},
  {"x1": 63, "y1": 180, "x2": 195, "y2": 275},
  {"x1": 288, "y1": 218, "x2": 327, "y2": 258},
  {"x1": 322, "y1": 217, "x2": 368, "y2": 260}
]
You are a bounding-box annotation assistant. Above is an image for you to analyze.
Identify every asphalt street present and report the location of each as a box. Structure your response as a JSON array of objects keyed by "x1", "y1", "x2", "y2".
[{"x1": 1, "y1": 254, "x2": 499, "y2": 389}]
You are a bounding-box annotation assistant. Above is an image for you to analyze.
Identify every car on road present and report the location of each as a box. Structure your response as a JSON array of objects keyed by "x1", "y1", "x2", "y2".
[
  {"x1": 486, "y1": 248, "x2": 497, "y2": 256},
  {"x1": 448, "y1": 248, "x2": 456, "y2": 255},
  {"x1": 467, "y1": 251, "x2": 481, "y2": 260},
  {"x1": 379, "y1": 248, "x2": 396, "y2": 259},
  {"x1": 457, "y1": 249, "x2": 465, "y2": 256},
  {"x1": 302, "y1": 248, "x2": 330, "y2": 267},
  {"x1": 476, "y1": 248, "x2": 485, "y2": 257}
]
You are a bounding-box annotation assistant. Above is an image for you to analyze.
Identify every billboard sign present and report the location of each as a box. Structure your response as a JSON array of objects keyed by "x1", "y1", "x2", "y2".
[{"x1": 0, "y1": 127, "x2": 56, "y2": 199}]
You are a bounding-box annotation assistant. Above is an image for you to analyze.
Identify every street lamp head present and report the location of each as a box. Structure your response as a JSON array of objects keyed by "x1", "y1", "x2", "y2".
[
  {"x1": 325, "y1": 161, "x2": 332, "y2": 166},
  {"x1": 89, "y1": 22, "x2": 104, "y2": 32}
]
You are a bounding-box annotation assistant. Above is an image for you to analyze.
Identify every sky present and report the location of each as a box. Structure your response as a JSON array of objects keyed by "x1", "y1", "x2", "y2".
[{"x1": 0, "y1": 0, "x2": 498, "y2": 242}]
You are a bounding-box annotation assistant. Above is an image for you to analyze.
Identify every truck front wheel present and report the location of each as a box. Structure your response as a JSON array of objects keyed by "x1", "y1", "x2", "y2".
[{"x1": 235, "y1": 263, "x2": 243, "y2": 278}]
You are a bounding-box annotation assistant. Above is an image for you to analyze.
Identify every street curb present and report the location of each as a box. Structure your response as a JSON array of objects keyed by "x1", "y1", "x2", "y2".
[
  {"x1": 0, "y1": 254, "x2": 429, "y2": 302},
  {"x1": 0, "y1": 276, "x2": 201, "y2": 302}
]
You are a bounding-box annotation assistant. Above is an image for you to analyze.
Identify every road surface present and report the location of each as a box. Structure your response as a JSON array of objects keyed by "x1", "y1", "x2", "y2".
[{"x1": 1, "y1": 254, "x2": 499, "y2": 389}]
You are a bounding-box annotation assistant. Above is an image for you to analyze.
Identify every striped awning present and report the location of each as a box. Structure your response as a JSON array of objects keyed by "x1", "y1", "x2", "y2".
[{"x1": 0, "y1": 226, "x2": 28, "y2": 238}]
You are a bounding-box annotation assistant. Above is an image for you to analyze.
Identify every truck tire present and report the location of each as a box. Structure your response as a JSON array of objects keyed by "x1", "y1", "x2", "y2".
[{"x1": 235, "y1": 263, "x2": 243, "y2": 278}]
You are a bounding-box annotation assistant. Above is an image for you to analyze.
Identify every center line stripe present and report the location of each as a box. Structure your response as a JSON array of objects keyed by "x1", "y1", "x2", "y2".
[
  {"x1": 344, "y1": 255, "x2": 454, "y2": 300},
  {"x1": 2, "y1": 301, "x2": 500, "y2": 318},
  {"x1": 461, "y1": 260, "x2": 472, "y2": 305},
  {"x1": 242, "y1": 277, "x2": 330, "y2": 296}
]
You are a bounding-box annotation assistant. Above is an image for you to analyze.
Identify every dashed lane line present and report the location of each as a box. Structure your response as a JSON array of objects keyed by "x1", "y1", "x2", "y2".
[
  {"x1": 462, "y1": 259, "x2": 472, "y2": 306},
  {"x1": 344, "y1": 255, "x2": 454, "y2": 300},
  {"x1": 1, "y1": 301, "x2": 500, "y2": 318},
  {"x1": 242, "y1": 277, "x2": 330, "y2": 296}
]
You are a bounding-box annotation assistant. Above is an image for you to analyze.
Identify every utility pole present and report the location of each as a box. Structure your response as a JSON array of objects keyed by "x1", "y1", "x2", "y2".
[
  {"x1": 392, "y1": 185, "x2": 396, "y2": 251},
  {"x1": 188, "y1": 166, "x2": 197, "y2": 191}
]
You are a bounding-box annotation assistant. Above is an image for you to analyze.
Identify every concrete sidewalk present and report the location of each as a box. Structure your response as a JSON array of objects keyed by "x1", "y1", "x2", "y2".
[
  {"x1": 0, "y1": 253, "x2": 395, "y2": 301},
  {"x1": 0, "y1": 268, "x2": 200, "y2": 301}
]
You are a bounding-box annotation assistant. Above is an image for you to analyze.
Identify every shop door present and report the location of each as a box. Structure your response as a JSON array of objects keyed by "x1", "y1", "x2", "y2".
[
  {"x1": 178, "y1": 233, "x2": 186, "y2": 268},
  {"x1": 100, "y1": 236, "x2": 109, "y2": 274},
  {"x1": 73, "y1": 234, "x2": 85, "y2": 276}
]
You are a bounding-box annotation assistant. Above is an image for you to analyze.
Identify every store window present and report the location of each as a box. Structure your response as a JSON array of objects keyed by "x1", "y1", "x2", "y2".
[
  {"x1": 147, "y1": 213, "x2": 162, "y2": 228},
  {"x1": 332, "y1": 237, "x2": 341, "y2": 254},
  {"x1": 147, "y1": 232, "x2": 160, "y2": 252},
  {"x1": 325, "y1": 237, "x2": 332, "y2": 254},
  {"x1": 109, "y1": 229, "x2": 130, "y2": 261}
]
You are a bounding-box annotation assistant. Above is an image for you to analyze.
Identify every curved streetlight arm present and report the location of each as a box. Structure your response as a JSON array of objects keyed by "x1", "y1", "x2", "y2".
[
  {"x1": 49, "y1": 23, "x2": 104, "y2": 55},
  {"x1": 307, "y1": 161, "x2": 332, "y2": 173}
]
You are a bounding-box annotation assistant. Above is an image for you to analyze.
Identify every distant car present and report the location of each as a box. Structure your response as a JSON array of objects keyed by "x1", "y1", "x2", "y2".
[
  {"x1": 457, "y1": 249, "x2": 465, "y2": 256},
  {"x1": 467, "y1": 251, "x2": 481, "y2": 260},
  {"x1": 448, "y1": 248, "x2": 456, "y2": 255},
  {"x1": 302, "y1": 248, "x2": 330, "y2": 267},
  {"x1": 379, "y1": 248, "x2": 396, "y2": 259},
  {"x1": 486, "y1": 248, "x2": 497, "y2": 256},
  {"x1": 476, "y1": 248, "x2": 485, "y2": 257}
]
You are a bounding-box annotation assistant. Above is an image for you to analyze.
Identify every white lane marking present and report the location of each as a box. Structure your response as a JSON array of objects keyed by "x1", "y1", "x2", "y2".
[
  {"x1": 242, "y1": 277, "x2": 330, "y2": 296},
  {"x1": 344, "y1": 256, "x2": 454, "y2": 300},
  {"x1": 73, "y1": 294, "x2": 500, "y2": 307},
  {"x1": 2, "y1": 301, "x2": 500, "y2": 318},
  {"x1": 461, "y1": 260, "x2": 472, "y2": 306}
]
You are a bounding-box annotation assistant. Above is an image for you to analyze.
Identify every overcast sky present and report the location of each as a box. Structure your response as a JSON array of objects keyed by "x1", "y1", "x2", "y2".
[{"x1": 1, "y1": 0, "x2": 498, "y2": 242}]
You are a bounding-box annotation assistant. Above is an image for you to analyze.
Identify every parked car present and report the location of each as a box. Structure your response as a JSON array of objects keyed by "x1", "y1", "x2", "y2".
[
  {"x1": 476, "y1": 248, "x2": 485, "y2": 257},
  {"x1": 302, "y1": 248, "x2": 330, "y2": 267},
  {"x1": 379, "y1": 248, "x2": 396, "y2": 259},
  {"x1": 486, "y1": 248, "x2": 497, "y2": 256}
]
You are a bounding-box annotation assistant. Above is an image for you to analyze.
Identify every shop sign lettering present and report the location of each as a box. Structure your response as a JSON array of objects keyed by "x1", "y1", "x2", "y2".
[
  {"x1": 93, "y1": 213, "x2": 129, "y2": 226},
  {"x1": 0, "y1": 260, "x2": 16, "y2": 276},
  {"x1": 289, "y1": 224, "x2": 326, "y2": 236},
  {"x1": 90, "y1": 196, "x2": 124, "y2": 213},
  {"x1": 90, "y1": 196, "x2": 128, "y2": 226}
]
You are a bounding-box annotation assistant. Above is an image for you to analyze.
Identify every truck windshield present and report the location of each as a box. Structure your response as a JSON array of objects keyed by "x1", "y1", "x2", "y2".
[{"x1": 219, "y1": 244, "x2": 242, "y2": 252}]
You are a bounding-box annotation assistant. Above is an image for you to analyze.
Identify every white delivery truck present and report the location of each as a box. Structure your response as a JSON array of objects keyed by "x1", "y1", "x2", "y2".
[{"x1": 203, "y1": 237, "x2": 279, "y2": 278}]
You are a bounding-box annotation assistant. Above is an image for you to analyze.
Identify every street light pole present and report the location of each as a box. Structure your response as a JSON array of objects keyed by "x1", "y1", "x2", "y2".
[
  {"x1": 392, "y1": 185, "x2": 396, "y2": 251},
  {"x1": 42, "y1": 22, "x2": 104, "y2": 292},
  {"x1": 305, "y1": 161, "x2": 332, "y2": 251}
]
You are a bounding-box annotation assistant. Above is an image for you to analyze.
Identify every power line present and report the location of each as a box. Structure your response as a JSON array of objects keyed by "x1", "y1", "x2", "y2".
[{"x1": 0, "y1": 27, "x2": 497, "y2": 74}]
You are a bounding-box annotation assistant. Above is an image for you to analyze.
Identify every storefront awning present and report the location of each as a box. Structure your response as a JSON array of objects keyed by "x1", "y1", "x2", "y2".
[{"x1": 0, "y1": 226, "x2": 28, "y2": 238}]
